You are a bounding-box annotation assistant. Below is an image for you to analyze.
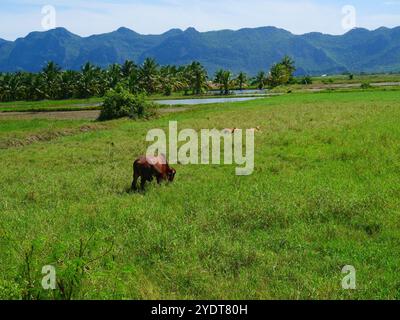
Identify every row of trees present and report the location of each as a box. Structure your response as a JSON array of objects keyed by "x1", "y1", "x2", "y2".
[
  {"x1": 212, "y1": 56, "x2": 297, "y2": 94},
  {"x1": 0, "y1": 56, "x2": 297, "y2": 102}
]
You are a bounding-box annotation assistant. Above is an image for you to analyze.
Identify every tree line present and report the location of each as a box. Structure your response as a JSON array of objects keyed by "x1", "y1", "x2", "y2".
[{"x1": 0, "y1": 56, "x2": 298, "y2": 102}]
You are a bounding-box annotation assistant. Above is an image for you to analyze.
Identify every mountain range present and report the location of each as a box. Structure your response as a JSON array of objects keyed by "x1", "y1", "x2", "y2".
[{"x1": 0, "y1": 26, "x2": 399, "y2": 75}]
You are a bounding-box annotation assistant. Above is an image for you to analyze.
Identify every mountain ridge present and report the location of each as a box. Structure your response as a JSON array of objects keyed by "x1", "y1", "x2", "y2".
[{"x1": 1, "y1": 26, "x2": 399, "y2": 75}]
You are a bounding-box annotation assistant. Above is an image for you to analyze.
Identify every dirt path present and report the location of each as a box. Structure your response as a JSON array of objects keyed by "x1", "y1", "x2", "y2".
[
  {"x1": 0, "y1": 107, "x2": 189, "y2": 120},
  {"x1": 307, "y1": 82, "x2": 400, "y2": 91}
]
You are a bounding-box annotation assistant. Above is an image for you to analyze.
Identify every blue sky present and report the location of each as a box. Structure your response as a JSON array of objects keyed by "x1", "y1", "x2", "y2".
[{"x1": 1, "y1": 0, "x2": 400, "y2": 40}]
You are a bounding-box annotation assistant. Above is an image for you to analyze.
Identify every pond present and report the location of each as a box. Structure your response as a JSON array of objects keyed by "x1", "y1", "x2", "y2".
[
  {"x1": 155, "y1": 97, "x2": 263, "y2": 106},
  {"x1": 208, "y1": 89, "x2": 267, "y2": 95}
]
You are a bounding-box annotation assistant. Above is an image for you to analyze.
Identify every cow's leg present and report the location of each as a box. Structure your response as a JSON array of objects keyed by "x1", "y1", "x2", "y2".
[
  {"x1": 140, "y1": 177, "x2": 147, "y2": 191},
  {"x1": 131, "y1": 169, "x2": 139, "y2": 191},
  {"x1": 156, "y1": 175, "x2": 163, "y2": 185}
]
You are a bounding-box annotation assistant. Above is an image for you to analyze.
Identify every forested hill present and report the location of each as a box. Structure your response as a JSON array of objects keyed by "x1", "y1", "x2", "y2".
[{"x1": 1, "y1": 26, "x2": 399, "y2": 75}]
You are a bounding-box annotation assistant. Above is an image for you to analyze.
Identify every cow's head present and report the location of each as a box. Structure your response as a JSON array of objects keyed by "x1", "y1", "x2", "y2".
[{"x1": 167, "y1": 168, "x2": 176, "y2": 182}]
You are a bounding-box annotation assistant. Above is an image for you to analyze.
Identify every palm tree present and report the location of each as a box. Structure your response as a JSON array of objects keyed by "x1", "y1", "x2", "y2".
[
  {"x1": 280, "y1": 56, "x2": 296, "y2": 83},
  {"x1": 253, "y1": 71, "x2": 268, "y2": 90},
  {"x1": 160, "y1": 65, "x2": 186, "y2": 96},
  {"x1": 0, "y1": 59, "x2": 246, "y2": 102},
  {"x1": 41, "y1": 61, "x2": 62, "y2": 99},
  {"x1": 138, "y1": 58, "x2": 160, "y2": 94},
  {"x1": 186, "y1": 62, "x2": 208, "y2": 95},
  {"x1": 106, "y1": 64, "x2": 122, "y2": 88},
  {"x1": 281, "y1": 56, "x2": 296, "y2": 75},
  {"x1": 24, "y1": 72, "x2": 46, "y2": 101},
  {"x1": 126, "y1": 71, "x2": 142, "y2": 95},
  {"x1": 268, "y1": 63, "x2": 290, "y2": 87},
  {"x1": 59, "y1": 70, "x2": 80, "y2": 99},
  {"x1": 77, "y1": 62, "x2": 103, "y2": 98},
  {"x1": 214, "y1": 69, "x2": 233, "y2": 95},
  {"x1": 236, "y1": 72, "x2": 248, "y2": 91},
  {"x1": 1, "y1": 72, "x2": 27, "y2": 101},
  {"x1": 179, "y1": 66, "x2": 191, "y2": 95},
  {"x1": 42, "y1": 61, "x2": 61, "y2": 74},
  {"x1": 214, "y1": 69, "x2": 224, "y2": 94},
  {"x1": 121, "y1": 60, "x2": 137, "y2": 78},
  {"x1": 0, "y1": 73, "x2": 14, "y2": 101}
]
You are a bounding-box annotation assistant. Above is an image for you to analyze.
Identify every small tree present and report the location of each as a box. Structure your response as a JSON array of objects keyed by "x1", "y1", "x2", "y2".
[
  {"x1": 268, "y1": 63, "x2": 290, "y2": 87},
  {"x1": 299, "y1": 75, "x2": 313, "y2": 85},
  {"x1": 280, "y1": 56, "x2": 296, "y2": 82},
  {"x1": 214, "y1": 69, "x2": 233, "y2": 95},
  {"x1": 98, "y1": 86, "x2": 156, "y2": 121},
  {"x1": 138, "y1": 58, "x2": 160, "y2": 94},
  {"x1": 361, "y1": 82, "x2": 371, "y2": 89},
  {"x1": 253, "y1": 71, "x2": 268, "y2": 90},
  {"x1": 185, "y1": 61, "x2": 208, "y2": 95},
  {"x1": 236, "y1": 72, "x2": 248, "y2": 90},
  {"x1": 267, "y1": 56, "x2": 297, "y2": 88}
]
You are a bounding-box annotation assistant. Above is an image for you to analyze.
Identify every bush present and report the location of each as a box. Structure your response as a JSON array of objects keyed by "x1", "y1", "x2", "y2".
[
  {"x1": 322, "y1": 78, "x2": 334, "y2": 84},
  {"x1": 98, "y1": 86, "x2": 156, "y2": 121},
  {"x1": 299, "y1": 76, "x2": 313, "y2": 85},
  {"x1": 361, "y1": 82, "x2": 372, "y2": 89},
  {"x1": 0, "y1": 280, "x2": 21, "y2": 300}
]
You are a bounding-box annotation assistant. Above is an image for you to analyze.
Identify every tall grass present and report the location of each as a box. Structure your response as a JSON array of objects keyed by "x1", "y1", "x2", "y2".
[{"x1": 1, "y1": 91, "x2": 400, "y2": 299}]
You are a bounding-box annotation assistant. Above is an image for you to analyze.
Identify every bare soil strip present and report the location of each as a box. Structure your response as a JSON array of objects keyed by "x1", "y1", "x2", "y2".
[{"x1": 0, "y1": 107, "x2": 189, "y2": 121}]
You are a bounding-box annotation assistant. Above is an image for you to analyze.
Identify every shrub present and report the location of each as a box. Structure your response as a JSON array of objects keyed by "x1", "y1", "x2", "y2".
[
  {"x1": 361, "y1": 82, "x2": 372, "y2": 89},
  {"x1": 0, "y1": 280, "x2": 21, "y2": 300},
  {"x1": 299, "y1": 76, "x2": 313, "y2": 85},
  {"x1": 322, "y1": 78, "x2": 334, "y2": 84},
  {"x1": 98, "y1": 86, "x2": 156, "y2": 121}
]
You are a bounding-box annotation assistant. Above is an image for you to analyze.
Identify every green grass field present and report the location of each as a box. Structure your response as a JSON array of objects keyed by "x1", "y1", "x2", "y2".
[
  {"x1": 0, "y1": 74, "x2": 399, "y2": 113},
  {"x1": 1, "y1": 90, "x2": 400, "y2": 300}
]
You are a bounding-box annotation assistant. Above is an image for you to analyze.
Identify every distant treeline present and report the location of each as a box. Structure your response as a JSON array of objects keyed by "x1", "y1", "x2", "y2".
[{"x1": 0, "y1": 56, "x2": 299, "y2": 102}]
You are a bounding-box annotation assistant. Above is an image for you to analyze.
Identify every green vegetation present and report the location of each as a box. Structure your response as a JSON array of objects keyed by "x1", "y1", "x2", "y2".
[
  {"x1": 0, "y1": 58, "x2": 209, "y2": 103},
  {"x1": 299, "y1": 76, "x2": 313, "y2": 85},
  {"x1": 0, "y1": 119, "x2": 87, "y2": 141},
  {"x1": 236, "y1": 72, "x2": 248, "y2": 91},
  {"x1": 1, "y1": 90, "x2": 400, "y2": 299},
  {"x1": 2, "y1": 54, "x2": 400, "y2": 110},
  {"x1": 1, "y1": 57, "x2": 296, "y2": 103},
  {"x1": 99, "y1": 87, "x2": 156, "y2": 121},
  {"x1": 1, "y1": 72, "x2": 399, "y2": 114},
  {"x1": 268, "y1": 56, "x2": 296, "y2": 87},
  {"x1": 253, "y1": 71, "x2": 268, "y2": 90},
  {"x1": 361, "y1": 82, "x2": 372, "y2": 89},
  {"x1": 214, "y1": 69, "x2": 234, "y2": 95}
]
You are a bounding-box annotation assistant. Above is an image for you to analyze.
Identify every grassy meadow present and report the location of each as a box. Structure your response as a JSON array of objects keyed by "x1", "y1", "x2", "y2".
[{"x1": 1, "y1": 90, "x2": 400, "y2": 299}]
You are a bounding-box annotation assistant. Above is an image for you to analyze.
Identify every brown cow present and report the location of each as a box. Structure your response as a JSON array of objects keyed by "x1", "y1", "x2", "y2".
[{"x1": 131, "y1": 154, "x2": 176, "y2": 191}]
